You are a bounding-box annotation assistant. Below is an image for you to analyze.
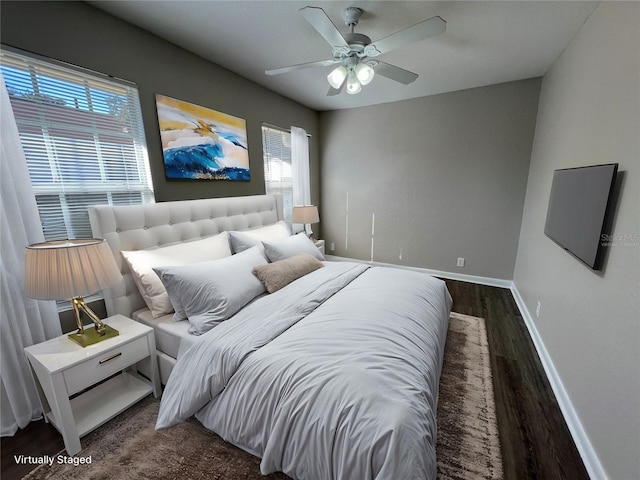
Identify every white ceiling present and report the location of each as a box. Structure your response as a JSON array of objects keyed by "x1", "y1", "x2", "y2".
[{"x1": 89, "y1": 1, "x2": 599, "y2": 111}]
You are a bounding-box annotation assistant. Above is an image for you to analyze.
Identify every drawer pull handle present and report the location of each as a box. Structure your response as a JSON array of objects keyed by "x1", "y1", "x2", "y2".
[{"x1": 99, "y1": 352, "x2": 122, "y2": 365}]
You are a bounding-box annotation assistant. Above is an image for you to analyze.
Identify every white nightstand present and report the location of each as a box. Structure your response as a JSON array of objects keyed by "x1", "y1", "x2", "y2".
[
  {"x1": 314, "y1": 239, "x2": 325, "y2": 255},
  {"x1": 24, "y1": 315, "x2": 160, "y2": 455}
]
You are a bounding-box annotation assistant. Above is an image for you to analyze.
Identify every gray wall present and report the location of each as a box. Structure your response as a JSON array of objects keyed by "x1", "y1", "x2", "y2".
[
  {"x1": 319, "y1": 79, "x2": 541, "y2": 280},
  {"x1": 0, "y1": 1, "x2": 320, "y2": 205},
  {"x1": 513, "y1": 3, "x2": 640, "y2": 479}
]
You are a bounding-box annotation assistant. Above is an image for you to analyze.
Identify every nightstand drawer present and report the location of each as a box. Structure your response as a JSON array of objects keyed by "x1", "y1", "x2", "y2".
[{"x1": 63, "y1": 336, "x2": 150, "y2": 396}]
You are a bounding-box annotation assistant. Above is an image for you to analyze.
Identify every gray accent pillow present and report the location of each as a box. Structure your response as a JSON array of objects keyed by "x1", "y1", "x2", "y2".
[
  {"x1": 263, "y1": 233, "x2": 325, "y2": 262},
  {"x1": 121, "y1": 231, "x2": 232, "y2": 318},
  {"x1": 252, "y1": 253, "x2": 324, "y2": 293},
  {"x1": 228, "y1": 221, "x2": 291, "y2": 254},
  {"x1": 153, "y1": 247, "x2": 267, "y2": 335}
]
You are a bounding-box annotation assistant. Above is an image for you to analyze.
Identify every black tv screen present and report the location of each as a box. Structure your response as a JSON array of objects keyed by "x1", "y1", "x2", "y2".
[{"x1": 544, "y1": 163, "x2": 618, "y2": 270}]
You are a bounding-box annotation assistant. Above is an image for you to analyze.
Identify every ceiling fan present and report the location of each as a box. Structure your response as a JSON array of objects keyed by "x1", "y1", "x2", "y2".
[{"x1": 265, "y1": 6, "x2": 446, "y2": 96}]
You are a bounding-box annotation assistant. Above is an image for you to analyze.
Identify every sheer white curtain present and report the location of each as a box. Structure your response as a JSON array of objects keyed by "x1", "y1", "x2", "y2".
[
  {"x1": 291, "y1": 126, "x2": 311, "y2": 234},
  {"x1": 0, "y1": 73, "x2": 61, "y2": 436}
]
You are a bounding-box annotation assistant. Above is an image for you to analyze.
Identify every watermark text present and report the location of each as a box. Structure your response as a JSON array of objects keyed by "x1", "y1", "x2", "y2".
[
  {"x1": 13, "y1": 454, "x2": 92, "y2": 467},
  {"x1": 601, "y1": 233, "x2": 640, "y2": 247}
]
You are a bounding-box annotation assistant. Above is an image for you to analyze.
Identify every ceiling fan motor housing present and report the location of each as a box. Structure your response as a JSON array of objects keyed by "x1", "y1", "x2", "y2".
[{"x1": 344, "y1": 32, "x2": 372, "y2": 50}]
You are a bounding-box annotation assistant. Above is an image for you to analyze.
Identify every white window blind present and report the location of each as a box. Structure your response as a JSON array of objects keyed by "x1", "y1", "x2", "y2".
[
  {"x1": 262, "y1": 125, "x2": 293, "y2": 226},
  {"x1": 0, "y1": 47, "x2": 154, "y2": 242}
]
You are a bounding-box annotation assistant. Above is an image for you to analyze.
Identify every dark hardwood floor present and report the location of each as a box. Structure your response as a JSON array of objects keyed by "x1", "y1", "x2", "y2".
[
  {"x1": 1, "y1": 279, "x2": 589, "y2": 480},
  {"x1": 1, "y1": 415, "x2": 63, "y2": 480},
  {"x1": 443, "y1": 279, "x2": 589, "y2": 480}
]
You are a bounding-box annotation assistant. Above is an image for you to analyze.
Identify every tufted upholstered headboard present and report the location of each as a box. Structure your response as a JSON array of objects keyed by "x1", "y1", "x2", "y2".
[{"x1": 89, "y1": 194, "x2": 283, "y2": 319}]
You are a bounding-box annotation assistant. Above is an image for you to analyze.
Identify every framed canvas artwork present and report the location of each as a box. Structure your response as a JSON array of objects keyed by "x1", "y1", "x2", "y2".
[{"x1": 155, "y1": 94, "x2": 250, "y2": 180}]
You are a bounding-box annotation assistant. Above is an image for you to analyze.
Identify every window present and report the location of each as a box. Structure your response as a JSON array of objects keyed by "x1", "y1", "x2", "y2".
[
  {"x1": 262, "y1": 125, "x2": 293, "y2": 226},
  {"x1": 0, "y1": 47, "x2": 154, "y2": 242}
]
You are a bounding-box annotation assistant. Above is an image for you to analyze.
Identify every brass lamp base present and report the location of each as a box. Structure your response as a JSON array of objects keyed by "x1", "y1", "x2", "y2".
[
  {"x1": 68, "y1": 324, "x2": 119, "y2": 347},
  {"x1": 68, "y1": 296, "x2": 119, "y2": 347}
]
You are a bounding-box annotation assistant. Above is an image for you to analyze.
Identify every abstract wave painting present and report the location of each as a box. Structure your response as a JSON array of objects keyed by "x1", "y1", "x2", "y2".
[{"x1": 155, "y1": 94, "x2": 250, "y2": 180}]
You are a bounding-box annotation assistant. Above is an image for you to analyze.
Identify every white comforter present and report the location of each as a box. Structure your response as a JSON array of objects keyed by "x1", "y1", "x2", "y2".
[{"x1": 157, "y1": 262, "x2": 452, "y2": 480}]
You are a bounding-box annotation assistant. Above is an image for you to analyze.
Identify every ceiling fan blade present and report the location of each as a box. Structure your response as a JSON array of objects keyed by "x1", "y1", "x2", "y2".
[
  {"x1": 300, "y1": 6, "x2": 349, "y2": 49},
  {"x1": 373, "y1": 61, "x2": 419, "y2": 85},
  {"x1": 370, "y1": 16, "x2": 446, "y2": 55},
  {"x1": 266, "y1": 58, "x2": 340, "y2": 76}
]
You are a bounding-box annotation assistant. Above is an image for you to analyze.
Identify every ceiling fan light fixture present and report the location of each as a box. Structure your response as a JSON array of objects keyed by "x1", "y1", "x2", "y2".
[
  {"x1": 346, "y1": 70, "x2": 362, "y2": 95},
  {"x1": 266, "y1": 7, "x2": 445, "y2": 97},
  {"x1": 355, "y1": 62, "x2": 375, "y2": 85},
  {"x1": 327, "y1": 65, "x2": 347, "y2": 89}
]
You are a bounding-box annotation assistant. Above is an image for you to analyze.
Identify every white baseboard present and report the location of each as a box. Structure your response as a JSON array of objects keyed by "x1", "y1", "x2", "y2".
[
  {"x1": 510, "y1": 283, "x2": 607, "y2": 480},
  {"x1": 324, "y1": 255, "x2": 512, "y2": 288}
]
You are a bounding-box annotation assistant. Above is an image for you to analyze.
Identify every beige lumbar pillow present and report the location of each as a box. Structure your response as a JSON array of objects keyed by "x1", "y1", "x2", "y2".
[{"x1": 252, "y1": 253, "x2": 324, "y2": 293}]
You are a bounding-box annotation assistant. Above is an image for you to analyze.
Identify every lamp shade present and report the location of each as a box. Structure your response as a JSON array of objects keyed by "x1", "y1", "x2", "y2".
[
  {"x1": 346, "y1": 70, "x2": 362, "y2": 95},
  {"x1": 355, "y1": 62, "x2": 375, "y2": 86},
  {"x1": 327, "y1": 65, "x2": 347, "y2": 89},
  {"x1": 292, "y1": 205, "x2": 320, "y2": 225},
  {"x1": 25, "y1": 239, "x2": 122, "y2": 300}
]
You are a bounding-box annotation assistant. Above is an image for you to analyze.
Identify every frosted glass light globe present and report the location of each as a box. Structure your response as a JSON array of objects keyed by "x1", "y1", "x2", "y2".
[
  {"x1": 346, "y1": 71, "x2": 362, "y2": 94},
  {"x1": 327, "y1": 66, "x2": 347, "y2": 89},
  {"x1": 355, "y1": 62, "x2": 375, "y2": 85}
]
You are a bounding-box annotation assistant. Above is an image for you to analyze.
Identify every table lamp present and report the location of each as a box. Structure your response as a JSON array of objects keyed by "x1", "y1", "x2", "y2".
[
  {"x1": 25, "y1": 239, "x2": 122, "y2": 347},
  {"x1": 292, "y1": 205, "x2": 320, "y2": 239}
]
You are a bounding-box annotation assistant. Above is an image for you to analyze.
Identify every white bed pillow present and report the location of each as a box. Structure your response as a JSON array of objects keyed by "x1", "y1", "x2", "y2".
[
  {"x1": 121, "y1": 232, "x2": 232, "y2": 318},
  {"x1": 153, "y1": 247, "x2": 267, "y2": 335},
  {"x1": 228, "y1": 221, "x2": 291, "y2": 254},
  {"x1": 263, "y1": 233, "x2": 325, "y2": 262}
]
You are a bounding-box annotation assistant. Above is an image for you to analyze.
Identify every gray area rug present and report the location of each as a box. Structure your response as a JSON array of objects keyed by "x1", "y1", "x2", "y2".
[
  {"x1": 24, "y1": 312, "x2": 502, "y2": 480},
  {"x1": 437, "y1": 312, "x2": 503, "y2": 479}
]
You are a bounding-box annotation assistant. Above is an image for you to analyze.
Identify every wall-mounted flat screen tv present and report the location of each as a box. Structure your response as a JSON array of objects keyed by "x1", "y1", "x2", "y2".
[{"x1": 544, "y1": 163, "x2": 618, "y2": 270}]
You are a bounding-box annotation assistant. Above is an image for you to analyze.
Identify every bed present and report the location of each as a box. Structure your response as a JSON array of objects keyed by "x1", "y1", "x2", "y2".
[
  {"x1": 89, "y1": 194, "x2": 286, "y2": 382},
  {"x1": 89, "y1": 194, "x2": 452, "y2": 480}
]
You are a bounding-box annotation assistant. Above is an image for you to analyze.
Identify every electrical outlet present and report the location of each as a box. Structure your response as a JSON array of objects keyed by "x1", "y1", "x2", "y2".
[
  {"x1": 330, "y1": 242, "x2": 335, "y2": 252},
  {"x1": 536, "y1": 301, "x2": 541, "y2": 318},
  {"x1": 457, "y1": 257, "x2": 465, "y2": 267}
]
